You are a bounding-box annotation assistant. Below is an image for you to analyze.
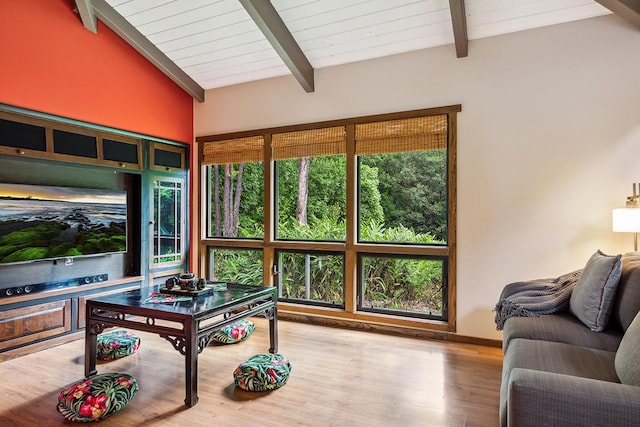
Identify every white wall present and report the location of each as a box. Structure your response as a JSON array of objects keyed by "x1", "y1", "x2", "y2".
[{"x1": 194, "y1": 15, "x2": 640, "y2": 340}]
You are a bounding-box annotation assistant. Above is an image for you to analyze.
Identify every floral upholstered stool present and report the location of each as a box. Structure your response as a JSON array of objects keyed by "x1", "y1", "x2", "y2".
[
  {"x1": 211, "y1": 319, "x2": 255, "y2": 344},
  {"x1": 57, "y1": 373, "x2": 138, "y2": 422},
  {"x1": 233, "y1": 353, "x2": 292, "y2": 392},
  {"x1": 97, "y1": 330, "x2": 141, "y2": 361}
]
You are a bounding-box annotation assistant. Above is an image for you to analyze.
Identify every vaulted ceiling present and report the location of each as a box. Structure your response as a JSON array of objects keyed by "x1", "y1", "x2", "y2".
[{"x1": 75, "y1": 1, "x2": 640, "y2": 102}]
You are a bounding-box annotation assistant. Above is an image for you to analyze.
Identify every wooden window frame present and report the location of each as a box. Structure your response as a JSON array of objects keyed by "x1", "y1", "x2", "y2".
[{"x1": 197, "y1": 105, "x2": 460, "y2": 333}]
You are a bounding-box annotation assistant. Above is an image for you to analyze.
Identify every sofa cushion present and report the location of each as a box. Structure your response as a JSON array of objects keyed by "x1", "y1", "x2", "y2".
[
  {"x1": 615, "y1": 311, "x2": 640, "y2": 387},
  {"x1": 57, "y1": 373, "x2": 138, "y2": 422},
  {"x1": 500, "y1": 338, "x2": 618, "y2": 427},
  {"x1": 569, "y1": 250, "x2": 622, "y2": 332},
  {"x1": 611, "y1": 252, "x2": 640, "y2": 332},
  {"x1": 505, "y1": 369, "x2": 640, "y2": 427},
  {"x1": 502, "y1": 312, "x2": 623, "y2": 353}
]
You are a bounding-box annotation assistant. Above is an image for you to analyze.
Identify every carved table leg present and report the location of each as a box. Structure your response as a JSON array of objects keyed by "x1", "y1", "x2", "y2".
[
  {"x1": 268, "y1": 304, "x2": 278, "y2": 354},
  {"x1": 85, "y1": 321, "x2": 98, "y2": 377},
  {"x1": 184, "y1": 321, "x2": 199, "y2": 407}
]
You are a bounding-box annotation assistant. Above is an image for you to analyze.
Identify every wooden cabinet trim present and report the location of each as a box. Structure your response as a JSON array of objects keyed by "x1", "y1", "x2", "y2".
[
  {"x1": 0, "y1": 276, "x2": 143, "y2": 307},
  {"x1": 0, "y1": 299, "x2": 72, "y2": 351}
]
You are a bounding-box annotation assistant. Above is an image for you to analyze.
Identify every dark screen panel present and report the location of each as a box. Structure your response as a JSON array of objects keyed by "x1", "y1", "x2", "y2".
[
  {"x1": 154, "y1": 148, "x2": 182, "y2": 169},
  {"x1": 53, "y1": 129, "x2": 98, "y2": 158},
  {"x1": 103, "y1": 139, "x2": 139, "y2": 164},
  {"x1": 0, "y1": 118, "x2": 47, "y2": 151}
]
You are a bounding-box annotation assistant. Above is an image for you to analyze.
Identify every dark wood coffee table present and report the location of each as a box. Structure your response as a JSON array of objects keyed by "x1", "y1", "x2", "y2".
[{"x1": 84, "y1": 283, "x2": 278, "y2": 407}]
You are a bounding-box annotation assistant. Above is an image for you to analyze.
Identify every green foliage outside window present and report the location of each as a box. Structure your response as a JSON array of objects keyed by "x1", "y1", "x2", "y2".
[
  {"x1": 361, "y1": 255, "x2": 445, "y2": 316},
  {"x1": 278, "y1": 251, "x2": 344, "y2": 306},
  {"x1": 205, "y1": 112, "x2": 452, "y2": 320},
  {"x1": 210, "y1": 248, "x2": 263, "y2": 285},
  {"x1": 208, "y1": 162, "x2": 263, "y2": 238},
  {"x1": 360, "y1": 150, "x2": 447, "y2": 242},
  {"x1": 152, "y1": 179, "x2": 183, "y2": 265},
  {"x1": 277, "y1": 156, "x2": 346, "y2": 240}
]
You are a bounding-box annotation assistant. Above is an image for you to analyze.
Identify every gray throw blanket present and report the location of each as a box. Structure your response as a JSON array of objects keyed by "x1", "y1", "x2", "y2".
[{"x1": 494, "y1": 269, "x2": 583, "y2": 330}]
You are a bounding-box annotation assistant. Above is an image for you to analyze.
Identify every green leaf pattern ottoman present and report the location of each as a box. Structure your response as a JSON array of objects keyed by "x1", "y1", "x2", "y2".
[
  {"x1": 233, "y1": 353, "x2": 292, "y2": 392},
  {"x1": 212, "y1": 319, "x2": 255, "y2": 344},
  {"x1": 97, "y1": 330, "x2": 140, "y2": 360},
  {"x1": 57, "y1": 373, "x2": 138, "y2": 422}
]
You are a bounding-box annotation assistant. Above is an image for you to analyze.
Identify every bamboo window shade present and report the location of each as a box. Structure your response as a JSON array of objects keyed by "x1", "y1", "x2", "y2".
[
  {"x1": 272, "y1": 126, "x2": 346, "y2": 160},
  {"x1": 202, "y1": 135, "x2": 264, "y2": 165},
  {"x1": 355, "y1": 115, "x2": 448, "y2": 155}
]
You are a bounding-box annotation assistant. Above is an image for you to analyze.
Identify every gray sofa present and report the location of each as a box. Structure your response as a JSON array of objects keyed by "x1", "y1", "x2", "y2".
[{"x1": 500, "y1": 251, "x2": 640, "y2": 427}]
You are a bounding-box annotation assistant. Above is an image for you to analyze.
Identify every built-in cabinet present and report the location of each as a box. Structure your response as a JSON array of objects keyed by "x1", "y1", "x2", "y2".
[
  {"x1": 0, "y1": 299, "x2": 72, "y2": 351},
  {"x1": 0, "y1": 110, "x2": 143, "y2": 170},
  {"x1": 0, "y1": 279, "x2": 140, "y2": 359},
  {"x1": 150, "y1": 141, "x2": 185, "y2": 172},
  {"x1": 0, "y1": 106, "x2": 189, "y2": 359}
]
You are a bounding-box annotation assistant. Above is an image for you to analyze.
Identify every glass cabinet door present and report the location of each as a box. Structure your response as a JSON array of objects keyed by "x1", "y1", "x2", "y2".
[{"x1": 151, "y1": 177, "x2": 185, "y2": 267}]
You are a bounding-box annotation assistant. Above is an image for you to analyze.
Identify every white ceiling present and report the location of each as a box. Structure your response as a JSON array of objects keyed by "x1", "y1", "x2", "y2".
[{"x1": 102, "y1": 0, "x2": 612, "y2": 91}]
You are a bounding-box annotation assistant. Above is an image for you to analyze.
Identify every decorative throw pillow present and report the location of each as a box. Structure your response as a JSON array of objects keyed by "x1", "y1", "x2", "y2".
[
  {"x1": 610, "y1": 252, "x2": 640, "y2": 332},
  {"x1": 97, "y1": 330, "x2": 141, "y2": 360},
  {"x1": 233, "y1": 353, "x2": 292, "y2": 392},
  {"x1": 615, "y1": 311, "x2": 640, "y2": 386},
  {"x1": 57, "y1": 373, "x2": 138, "y2": 422},
  {"x1": 569, "y1": 250, "x2": 622, "y2": 332},
  {"x1": 211, "y1": 319, "x2": 255, "y2": 344}
]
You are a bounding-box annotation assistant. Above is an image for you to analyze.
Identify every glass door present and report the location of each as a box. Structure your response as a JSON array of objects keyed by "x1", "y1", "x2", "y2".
[{"x1": 150, "y1": 177, "x2": 185, "y2": 267}]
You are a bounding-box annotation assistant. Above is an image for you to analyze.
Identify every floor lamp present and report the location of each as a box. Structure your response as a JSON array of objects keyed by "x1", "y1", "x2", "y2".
[{"x1": 613, "y1": 183, "x2": 640, "y2": 251}]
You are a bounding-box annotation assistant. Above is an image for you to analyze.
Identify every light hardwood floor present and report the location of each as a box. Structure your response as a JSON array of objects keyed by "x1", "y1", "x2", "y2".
[{"x1": 0, "y1": 317, "x2": 503, "y2": 426}]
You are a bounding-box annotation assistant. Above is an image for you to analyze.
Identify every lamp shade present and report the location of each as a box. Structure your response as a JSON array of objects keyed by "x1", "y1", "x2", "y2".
[{"x1": 613, "y1": 208, "x2": 640, "y2": 232}]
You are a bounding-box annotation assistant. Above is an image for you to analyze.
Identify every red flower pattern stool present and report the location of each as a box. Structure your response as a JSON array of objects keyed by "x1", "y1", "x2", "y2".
[
  {"x1": 211, "y1": 319, "x2": 255, "y2": 344},
  {"x1": 97, "y1": 330, "x2": 141, "y2": 361},
  {"x1": 233, "y1": 353, "x2": 292, "y2": 392},
  {"x1": 57, "y1": 373, "x2": 138, "y2": 422}
]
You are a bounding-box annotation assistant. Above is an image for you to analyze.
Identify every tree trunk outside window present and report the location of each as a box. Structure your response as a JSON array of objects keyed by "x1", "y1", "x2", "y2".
[{"x1": 297, "y1": 157, "x2": 310, "y2": 225}]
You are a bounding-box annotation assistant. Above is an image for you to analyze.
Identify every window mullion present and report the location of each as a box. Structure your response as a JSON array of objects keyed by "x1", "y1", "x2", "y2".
[
  {"x1": 264, "y1": 133, "x2": 275, "y2": 287},
  {"x1": 344, "y1": 124, "x2": 357, "y2": 313}
]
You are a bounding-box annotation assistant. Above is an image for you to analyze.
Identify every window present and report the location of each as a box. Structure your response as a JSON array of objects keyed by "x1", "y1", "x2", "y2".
[
  {"x1": 198, "y1": 105, "x2": 458, "y2": 332},
  {"x1": 359, "y1": 254, "x2": 446, "y2": 320},
  {"x1": 208, "y1": 248, "x2": 263, "y2": 285},
  {"x1": 151, "y1": 177, "x2": 184, "y2": 266},
  {"x1": 276, "y1": 250, "x2": 344, "y2": 307},
  {"x1": 357, "y1": 115, "x2": 448, "y2": 244},
  {"x1": 204, "y1": 136, "x2": 264, "y2": 239},
  {"x1": 274, "y1": 127, "x2": 346, "y2": 241}
]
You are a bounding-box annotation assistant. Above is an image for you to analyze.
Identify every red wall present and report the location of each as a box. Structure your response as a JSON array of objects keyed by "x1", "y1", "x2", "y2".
[{"x1": 0, "y1": 0, "x2": 193, "y2": 143}]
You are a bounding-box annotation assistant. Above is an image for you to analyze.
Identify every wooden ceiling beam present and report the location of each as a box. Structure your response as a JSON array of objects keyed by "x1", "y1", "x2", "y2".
[
  {"x1": 239, "y1": 0, "x2": 315, "y2": 93},
  {"x1": 449, "y1": 0, "x2": 469, "y2": 58},
  {"x1": 595, "y1": 0, "x2": 640, "y2": 29},
  {"x1": 75, "y1": 0, "x2": 205, "y2": 102},
  {"x1": 74, "y1": 0, "x2": 98, "y2": 33}
]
